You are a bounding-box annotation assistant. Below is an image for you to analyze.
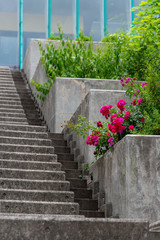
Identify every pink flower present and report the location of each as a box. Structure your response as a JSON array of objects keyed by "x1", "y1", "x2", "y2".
[
  {"x1": 130, "y1": 82, "x2": 134, "y2": 86},
  {"x1": 108, "y1": 137, "x2": 114, "y2": 146},
  {"x1": 110, "y1": 114, "x2": 118, "y2": 123},
  {"x1": 100, "y1": 105, "x2": 113, "y2": 118},
  {"x1": 117, "y1": 100, "x2": 127, "y2": 111},
  {"x1": 129, "y1": 125, "x2": 134, "y2": 131},
  {"x1": 107, "y1": 132, "x2": 111, "y2": 138},
  {"x1": 97, "y1": 121, "x2": 103, "y2": 127},
  {"x1": 124, "y1": 111, "x2": 130, "y2": 120},
  {"x1": 137, "y1": 98, "x2": 143, "y2": 104},
  {"x1": 142, "y1": 82, "x2": 147, "y2": 87},
  {"x1": 120, "y1": 78, "x2": 124, "y2": 82}
]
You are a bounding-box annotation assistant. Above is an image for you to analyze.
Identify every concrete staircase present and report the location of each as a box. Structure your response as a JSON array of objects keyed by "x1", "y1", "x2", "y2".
[
  {"x1": 0, "y1": 66, "x2": 154, "y2": 239},
  {"x1": 0, "y1": 67, "x2": 79, "y2": 215}
]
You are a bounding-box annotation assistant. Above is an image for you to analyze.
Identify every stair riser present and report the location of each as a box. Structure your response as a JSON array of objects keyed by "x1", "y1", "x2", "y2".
[
  {"x1": 0, "y1": 169, "x2": 65, "y2": 181},
  {"x1": 57, "y1": 154, "x2": 74, "y2": 161},
  {"x1": 0, "y1": 113, "x2": 26, "y2": 118},
  {"x1": 71, "y1": 189, "x2": 92, "y2": 199},
  {"x1": 0, "y1": 109, "x2": 24, "y2": 113},
  {"x1": 0, "y1": 131, "x2": 48, "y2": 139},
  {"x1": 0, "y1": 117, "x2": 28, "y2": 123},
  {"x1": 0, "y1": 105, "x2": 23, "y2": 110},
  {"x1": 0, "y1": 145, "x2": 54, "y2": 154},
  {"x1": 0, "y1": 160, "x2": 61, "y2": 171},
  {"x1": 0, "y1": 138, "x2": 52, "y2": 146},
  {"x1": 0, "y1": 152, "x2": 57, "y2": 162},
  {"x1": 75, "y1": 200, "x2": 98, "y2": 211},
  {"x1": 0, "y1": 179, "x2": 70, "y2": 191},
  {"x1": 79, "y1": 211, "x2": 104, "y2": 218},
  {"x1": 0, "y1": 190, "x2": 74, "y2": 203},
  {"x1": 51, "y1": 139, "x2": 67, "y2": 146},
  {"x1": 69, "y1": 179, "x2": 87, "y2": 189},
  {"x1": 54, "y1": 147, "x2": 70, "y2": 154},
  {"x1": 61, "y1": 161, "x2": 78, "y2": 170},
  {"x1": 0, "y1": 201, "x2": 79, "y2": 215},
  {"x1": 0, "y1": 125, "x2": 47, "y2": 132},
  {"x1": 65, "y1": 170, "x2": 82, "y2": 179}
]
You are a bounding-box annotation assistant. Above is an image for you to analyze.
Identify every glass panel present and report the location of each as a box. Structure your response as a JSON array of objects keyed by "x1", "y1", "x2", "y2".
[
  {"x1": 107, "y1": 0, "x2": 131, "y2": 34},
  {"x1": 0, "y1": 0, "x2": 19, "y2": 67},
  {"x1": 51, "y1": 0, "x2": 76, "y2": 39},
  {"x1": 23, "y1": 0, "x2": 47, "y2": 58},
  {"x1": 134, "y1": 0, "x2": 143, "y2": 17},
  {"x1": 79, "y1": 0, "x2": 103, "y2": 41}
]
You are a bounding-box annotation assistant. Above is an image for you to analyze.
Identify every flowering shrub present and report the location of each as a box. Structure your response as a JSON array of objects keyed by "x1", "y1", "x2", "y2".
[
  {"x1": 63, "y1": 74, "x2": 160, "y2": 158},
  {"x1": 63, "y1": 78, "x2": 146, "y2": 158}
]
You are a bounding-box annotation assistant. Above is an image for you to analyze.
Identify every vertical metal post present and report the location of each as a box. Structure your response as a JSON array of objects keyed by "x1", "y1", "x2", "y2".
[
  {"x1": 19, "y1": 0, "x2": 23, "y2": 69},
  {"x1": 131, "y1": 0, "x2": 135, "y2": 26},
  {"x1": 76, "y1": 0, "x2": 79, "y2": 38},
  {"x1": 104, "y1": 0, "x2": 107, "y2": 36},
  {"x1": 48, "y1": 0, "x2": 51, "y2": 38}
]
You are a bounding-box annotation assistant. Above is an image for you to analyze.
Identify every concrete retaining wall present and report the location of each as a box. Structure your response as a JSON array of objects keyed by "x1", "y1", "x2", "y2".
[
  {"x1": 90, "y1": 135, "x2": 160, "y2": 223},
  {"x1": 63, "y1": 89, "x2": 130, "y2": 165},
  {"x1": 23, "y1": 39, "x2": 104, "y2": 81},
  {"x1": 25, "y1": 59, "x2": 122, "y2": 134}
]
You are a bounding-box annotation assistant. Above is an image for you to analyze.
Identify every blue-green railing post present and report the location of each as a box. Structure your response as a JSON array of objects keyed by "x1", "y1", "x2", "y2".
[
  {"x1": 19, "y1": 0, "x2": 23, "y2": 69},
  {"x1": 76, "y1": 0, "x2": 79, "y2": 38},
  {"x1": 131, "y1": 0, "x2": 135, "y2": 26},
  {"x1": 104, "y1": 0, "x2": 107, "y2": 36},
  {"x1": 48, "y1": 0, "x2": 51, "y2": 38}
]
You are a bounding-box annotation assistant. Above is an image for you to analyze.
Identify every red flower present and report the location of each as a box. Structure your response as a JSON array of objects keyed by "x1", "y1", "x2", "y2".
[
  {"x1": 117, "y1": 100, "x2": 126, "y2": 111},
  {"x1": 124, "y1": 111, "x2": 130, "y2": 120},
  {"x1": 97, "y1": 121, "x2": 103, "y2": 127},
  {"x1": 129, "y1": 125, "x2": 134, "y2": 131},
  {"x1": 132, "y1": 99, "x2": 137, "y2": 106},
  {"x1": 141, "y1": 118, "x2": 145, "y2": 123}
]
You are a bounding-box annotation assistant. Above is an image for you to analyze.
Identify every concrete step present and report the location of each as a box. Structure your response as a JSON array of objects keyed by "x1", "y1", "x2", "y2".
[
  {"x1": 0, "y1": 121, "x2": 28, "y2": 126},
  {"x1": 0, "y1": 152, "x2": 57, "y2": 162},
  {"x1": 54, "y1": 146, "x2": 70, "y2": 154},
  {"x1": 57, "y1": 153, "x2": 74, "y2": 161},
  {"x1": 0, "y1": 123, "x2": 47, "y2": 132},
  {"x1": 0, "y1": 104, "x2": 23, "y2": 110},
  {"x1": 71, "y1": 188, "x2": 92, "y2": 199},
  {"x1": 75, "y1": 199, "x2": 98, "y2": 211},
  {"x1": 0, "y1": 81, "x2": 15, "y2": 85},
  {"x1": 0, "y1": 159, "x2": 61, "y2": 171},
  {"x1": 48, "y1": 133, "x2": 64, "y2": 140},
  {"x1": 0, "y1": 144, "x2": 54, "y2": 154},
  {"x1": 0, "y1": 168, "x2": 65, "y2": 181},
  {"x1": 0, "y1": 87, "x2": 17, "y2": 92},
  {"x1": 61, "y1": 161, "x2": 78, "y2": 170},
  {"x1": 0, "y1": 100, "x2": 24, "y2": 105},
  {"x1": 0, "y1": 96, "x2": 21, "y2": 101},
  {"x1": 0, "y1": 85, "x2": 16, "y2": 88},
  {"x1": 0, "y1": 178, "x2": 70, "y2": 191},
  {"x1": 0, "y1": 189, "x2": 74, "y2": 202},
  {"x1": 0, "y1": 112, "x2": 26, "y2": 118},
  {"x1": 51, "y1": 139, "x2": 67, "y2": 146},
  {"x1": 79, "y1": 210, "x2": 105, "y2": 218},
  {"x1": 0, "y1": 117, "x2": 28, "y2": 123},
  {"x1": 0, "y1": 130, "x2": 48, "y2": 139},
  {"x1": 69, "y1": 179, "x2": 87, "y2": 189},
  {"x1": 0, "y1": 136, "x2": 52, "y2": 146},
  {"x1": 0, "y1": 93, "x2": 20, "y2": 98},
  {"x1": 65, "y1": 169, "x2": 82, "y2": 179},
  {"x1": 0, "y1": 213, "x2": 148, "y2": 240},
  {"x1": 0, "y1": 200, "x2": 79, "y2": 215},
  {"x1": 0, "y1": 108, "x2": 24, "y2": 114}
]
